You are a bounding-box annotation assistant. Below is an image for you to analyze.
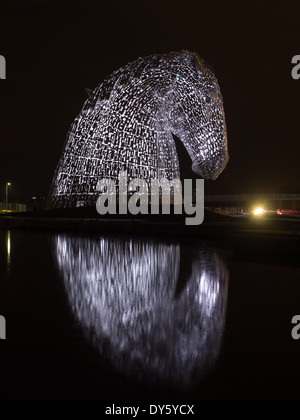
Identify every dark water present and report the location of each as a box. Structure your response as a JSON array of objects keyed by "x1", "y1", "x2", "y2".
[{"x1": 0, "y1": 229, "x2": 299, "y2": 400}]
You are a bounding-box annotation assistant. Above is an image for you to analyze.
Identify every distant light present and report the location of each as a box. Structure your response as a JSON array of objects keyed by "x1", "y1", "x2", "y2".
[
  {"x1": 32, "y1": 197, "x2": 37, "y2": 200},
  {"x1": 253, "y1": 207, "x2": 265, "y2": 216},
  {"x1": 7, "y1": 183, "x2": 11, "y2": 186}
]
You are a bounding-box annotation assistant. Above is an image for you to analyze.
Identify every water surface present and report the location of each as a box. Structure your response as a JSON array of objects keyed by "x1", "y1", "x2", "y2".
[{"x1": 0, "y1": 229, "x2": 299, "y2": 400}]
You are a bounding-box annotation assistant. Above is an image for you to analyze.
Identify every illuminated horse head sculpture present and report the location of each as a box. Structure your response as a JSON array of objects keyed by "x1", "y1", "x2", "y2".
[{"x1": 47, "y1": 51, "x2": 228, "y2": 208}]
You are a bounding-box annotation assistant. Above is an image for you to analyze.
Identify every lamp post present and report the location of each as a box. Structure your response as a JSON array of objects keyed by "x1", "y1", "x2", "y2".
[{"x1": 5, "y1": 182, "x2": 11, "y2": 211}]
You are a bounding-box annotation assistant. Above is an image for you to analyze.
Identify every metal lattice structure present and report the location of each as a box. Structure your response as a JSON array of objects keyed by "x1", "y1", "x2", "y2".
[{"x1": 47, "y1": 51, "x2": 228, "y2": 209}]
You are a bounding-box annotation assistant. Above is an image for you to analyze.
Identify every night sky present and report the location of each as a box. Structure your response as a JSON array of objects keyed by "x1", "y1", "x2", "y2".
[{"x1": 0, "y1": 0, "x2": 300, "y2": 201}]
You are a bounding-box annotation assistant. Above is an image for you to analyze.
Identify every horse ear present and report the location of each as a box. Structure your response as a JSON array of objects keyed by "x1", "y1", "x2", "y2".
[
  {"x1": 194, "y1": 53, "x2": 207, "y2": 76},
  {"x1": 85, "y1": 88, "x2": 93, "y2": 97},
  {"x1": 179, "y1": 50, "x2": 207, "y2": 76},
  {"x1": 180, "y1": 50, "x2": 194, "y2": 63}
]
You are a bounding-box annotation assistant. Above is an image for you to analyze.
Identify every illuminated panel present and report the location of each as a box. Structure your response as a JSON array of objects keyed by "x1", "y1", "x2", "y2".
[
  {"x1": 47, "y1": 51, "x2": 228, "y2": 208},
  {"x1": 53, "y1": 235, "x2": 228, "y2": 385}
]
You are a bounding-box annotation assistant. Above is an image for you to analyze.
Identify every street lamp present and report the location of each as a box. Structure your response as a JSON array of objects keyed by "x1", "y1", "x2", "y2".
[{"x1": 5, "y1": 182, "x2": 11, "y2": 211}]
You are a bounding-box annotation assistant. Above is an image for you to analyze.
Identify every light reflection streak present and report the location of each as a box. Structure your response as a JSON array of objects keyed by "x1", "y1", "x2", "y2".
[
  {"x1": 6, "y1": 230, "x2": 11, "y2": 272},
  {"x1": 53, "y1": 234, "x2": 228, "y2": 386}
]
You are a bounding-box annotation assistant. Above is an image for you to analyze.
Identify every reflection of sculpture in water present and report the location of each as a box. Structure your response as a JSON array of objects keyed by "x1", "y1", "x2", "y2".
[{"x1": 53, "y1": 234, "x2": 228, "y2": 386}]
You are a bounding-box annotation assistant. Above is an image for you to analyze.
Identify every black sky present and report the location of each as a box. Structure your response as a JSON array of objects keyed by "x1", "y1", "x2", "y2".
[{"x1": 0, "y1": 0, "x2": 299, "y2": 200}]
